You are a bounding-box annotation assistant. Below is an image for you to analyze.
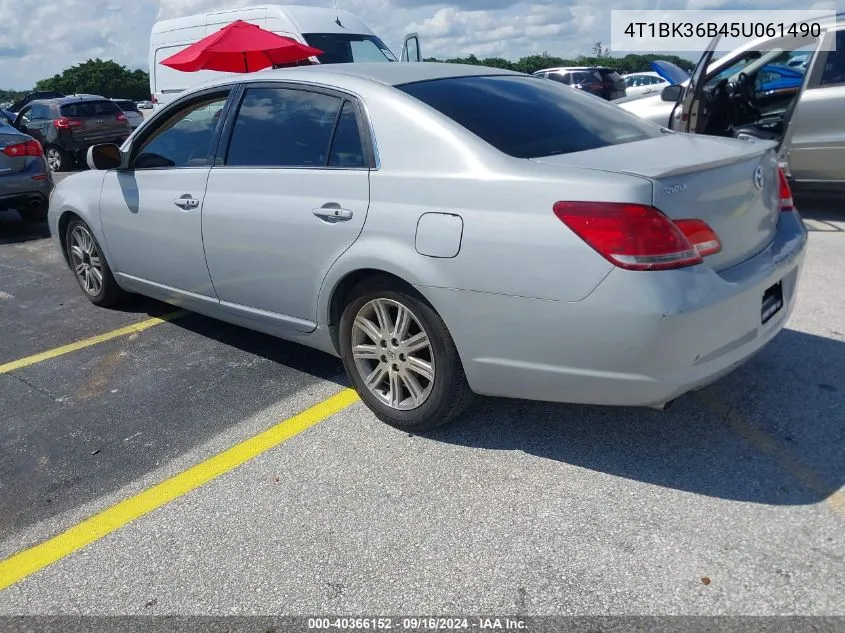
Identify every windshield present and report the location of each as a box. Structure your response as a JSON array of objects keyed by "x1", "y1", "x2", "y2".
[
  {"x1": 398, "y1": 75, "x2": 661, "y2": 159},
  {"x1": 303, "y1": 33, "x2": 397, "y2": 63}
]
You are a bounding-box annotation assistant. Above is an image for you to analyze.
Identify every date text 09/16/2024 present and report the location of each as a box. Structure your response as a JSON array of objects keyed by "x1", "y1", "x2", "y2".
[{"x1": 307, "y1": 617, "x2": 528, "y2": 630}]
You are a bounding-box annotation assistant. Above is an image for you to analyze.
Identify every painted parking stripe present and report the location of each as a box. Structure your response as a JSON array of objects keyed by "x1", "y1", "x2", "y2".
[
  {"x1": 0, "y1": 310, "x2": 187, "y2": 375},
  {"x1": 0, "y1": 388, "x2": 361, "y2": 592}
]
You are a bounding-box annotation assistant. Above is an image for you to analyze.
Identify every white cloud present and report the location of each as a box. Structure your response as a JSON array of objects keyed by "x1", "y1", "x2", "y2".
[{"x1": 0, "y1": 0, "x2": 839, "y2": 90}]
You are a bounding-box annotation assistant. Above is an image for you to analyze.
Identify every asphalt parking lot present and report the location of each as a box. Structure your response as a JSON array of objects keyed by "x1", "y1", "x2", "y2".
[{"x1": 0, "y1": 178, "x2": 844, "y2": 616}]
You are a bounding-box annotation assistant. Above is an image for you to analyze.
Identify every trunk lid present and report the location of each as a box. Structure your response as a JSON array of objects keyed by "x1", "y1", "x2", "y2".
[
  {"x1": 0, "y1": 126, "x2": 28, "y2": 174},
  {"x1": 531, "y1": 134, "x2": 782, "y2": 271}
]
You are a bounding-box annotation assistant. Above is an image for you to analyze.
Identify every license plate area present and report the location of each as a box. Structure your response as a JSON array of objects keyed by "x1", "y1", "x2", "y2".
[{"x1": 761, "y1": 280, "x2": 784, "y2": 324}]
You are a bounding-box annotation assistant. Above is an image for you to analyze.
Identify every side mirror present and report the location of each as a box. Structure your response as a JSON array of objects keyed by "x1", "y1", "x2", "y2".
[
  {"x1": 661, "y1": 84, "x2": 683, "y2": 102},
  {"x1": 87, "y1": 143, "x2": 123, "y2": 170}
]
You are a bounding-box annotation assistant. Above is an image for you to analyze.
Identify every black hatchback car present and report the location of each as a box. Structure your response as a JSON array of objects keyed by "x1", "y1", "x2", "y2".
[
  {"x1": 532, "y1": 67, "x2": 627, "y2": 100},
  {"x1": 13, "y1": 96, "x2": 131, "y2": 171}
]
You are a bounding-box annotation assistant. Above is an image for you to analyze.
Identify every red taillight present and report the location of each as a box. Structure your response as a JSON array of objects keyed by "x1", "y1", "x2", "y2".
[
  {"x1": 674, "y1": 219, "x2": 722, "y2": 257},
  {"x1": 778, "y1": 167, "x2": 794, "y2": 212},
  {"x1": 55, "y1": 118, "x2": 82, "y2": 129},
  {"x1": 553, "y1": 201, "x2": 721, "y2": 271},
  {"x1": 116, "y1": 113, "x2": 127, "y2": 122},
  {"x1": 1, "y1": 139, "x2": 43, "y2": 157}
]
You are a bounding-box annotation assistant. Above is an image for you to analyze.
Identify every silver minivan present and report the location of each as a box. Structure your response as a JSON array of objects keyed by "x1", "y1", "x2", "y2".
[{"x1": 618, "y1": 13, "x2": 845, "y2": 195}]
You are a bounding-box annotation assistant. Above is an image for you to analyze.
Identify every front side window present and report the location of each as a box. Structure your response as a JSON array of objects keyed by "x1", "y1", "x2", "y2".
[
  {"x1": 303, "y1": 33, "x2": 397, "y2": 63},
  {"x1": 397, "y1": 75, "x2": 661, "y2": 159},
  {"x1": 226, "y1": 87, "x2": 350, "y2": 168},
  {"x1": 16, "y1": 107, "x2": 31, "y2": 126},
  {"x1": 819, "y1": 30, "x2": 845, "y2": 87},
  {"x1": 132, "y1": 92, "x2": 230, "y2": 169}
]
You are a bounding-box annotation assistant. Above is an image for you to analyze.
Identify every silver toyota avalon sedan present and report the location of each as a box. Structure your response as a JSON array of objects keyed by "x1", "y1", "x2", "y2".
[{"x1": 48, "y1": 62, "x2": 807, "y2": 431}]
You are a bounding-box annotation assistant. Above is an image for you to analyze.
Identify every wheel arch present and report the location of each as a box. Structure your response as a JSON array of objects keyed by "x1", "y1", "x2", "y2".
[
  {"x1": 323, "y1": 267, "x2": 438, "y2": 356},
  {"x1": 57, "y1": 209, "x2": 82, "y2": 266}
]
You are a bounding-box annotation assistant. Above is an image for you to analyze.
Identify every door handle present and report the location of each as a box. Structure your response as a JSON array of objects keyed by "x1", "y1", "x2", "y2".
[
  {"x1": 174, "y1": 195, "x2": 200, "y2": 210},
  {"x1": 312, "y1": 205, "x2": 353, "y2": 221}
]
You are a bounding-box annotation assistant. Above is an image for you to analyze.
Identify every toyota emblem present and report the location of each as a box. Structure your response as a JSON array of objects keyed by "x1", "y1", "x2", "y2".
[{"x1": 753, "y1": 165, "x2": 765, "y2": 190}]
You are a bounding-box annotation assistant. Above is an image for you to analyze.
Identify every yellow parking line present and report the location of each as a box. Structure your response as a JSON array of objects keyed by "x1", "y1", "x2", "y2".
[
  {"x1": 0, "y1": 388, "x2": 361, "y2": 592},
  {"x1": 697, "y1": 392, "x2": 845, "y2": 518},
  {"x1": 0, "y1": 310, "x2": 187, "y2": 375}
]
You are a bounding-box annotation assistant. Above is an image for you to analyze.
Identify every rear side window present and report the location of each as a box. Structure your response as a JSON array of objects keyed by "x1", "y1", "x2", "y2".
[
  {"x1": 59, "y1": 100, "x2": 120, "y2": 117},
  {"x1": 397, "y1": 75, "x2": 661, "y2": 159},
  {"x1": 226, "y1": 87, "x2": 342, "y2": 168},
  {"x1": 30, "y1": 104, "x2": 51, "y2": 119},
  {"x1": 329, "y1": 102, "x2": 366, "y2": 167}
]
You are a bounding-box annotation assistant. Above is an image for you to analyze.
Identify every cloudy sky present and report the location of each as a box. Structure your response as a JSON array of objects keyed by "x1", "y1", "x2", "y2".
[{"x1": 0, "y1": 0, "x2": 839, "y2": 89}]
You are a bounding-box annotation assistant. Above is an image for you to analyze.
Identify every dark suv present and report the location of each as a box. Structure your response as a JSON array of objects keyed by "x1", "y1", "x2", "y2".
[
  {"x1": 13, "y1": 96, "x2": 131, "y2": 171},
  {"x1": 533, "y1": 67, "x2": 627, "y2": 100}
]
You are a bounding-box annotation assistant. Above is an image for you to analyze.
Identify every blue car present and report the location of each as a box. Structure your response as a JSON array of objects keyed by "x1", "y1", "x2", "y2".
[
  {"x1": 648, "y1": 59, "x2": 803, "y2": 96},
  {"x1": 756, "y1": 64, "x2": 805, "y2": 96}
]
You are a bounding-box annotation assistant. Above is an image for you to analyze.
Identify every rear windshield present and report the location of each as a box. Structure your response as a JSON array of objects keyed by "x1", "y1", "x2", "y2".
[
  {"x1": 59, "y1": 100, "x2": 121, "y2": 117},
  {"x1": 303, "y1": 33, "x2": 397, "y2": 63},
  {"x1": 397, "y1": 75, "x2": 661, "y2": 159},
  {"x1": 113, "y1": 100, "x2": 139, "y2": 112}
]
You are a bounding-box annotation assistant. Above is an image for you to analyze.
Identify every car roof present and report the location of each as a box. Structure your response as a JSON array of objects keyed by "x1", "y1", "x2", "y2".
[
  {"x1": 535, "y1": 67, "x2": 615, "y2": 73},
  {"x1": 193, "y1": 61, "x2": 524, "y2": 92},
  {"x1": 27, "y1": 95, "x2": 110, "y2": 106}
]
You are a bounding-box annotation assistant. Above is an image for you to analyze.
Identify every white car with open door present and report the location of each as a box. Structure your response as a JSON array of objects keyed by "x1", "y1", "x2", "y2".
[{"x1": 619, "y1": 12, "x2": 845, "y2": 195}]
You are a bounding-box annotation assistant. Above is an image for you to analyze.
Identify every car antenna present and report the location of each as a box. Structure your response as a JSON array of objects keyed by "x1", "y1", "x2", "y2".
[{"x1": 333, "y1": 0, "x2": 342, "y2": 26}]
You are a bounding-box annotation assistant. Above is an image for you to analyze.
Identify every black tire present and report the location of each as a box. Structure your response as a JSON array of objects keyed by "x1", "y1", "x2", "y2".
[
  {"x1": 339, "y1": 277, "x2": 475, "y2": 432},
  {"x1": 45, "y1": 145, "x2": 71, "y2": 172},
  {"x1": 64, "y1": 217, "x2": 126, "y2": 307}
]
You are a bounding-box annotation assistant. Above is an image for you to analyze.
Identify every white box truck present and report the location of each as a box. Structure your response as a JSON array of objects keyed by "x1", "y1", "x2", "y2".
[{"x1": 149, "y1": 4, "x2": 422, "y2": 107}]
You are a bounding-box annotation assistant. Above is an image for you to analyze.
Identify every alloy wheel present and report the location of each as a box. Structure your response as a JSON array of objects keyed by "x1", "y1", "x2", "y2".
[
  {"x1": 69, "y1": 225, "x2": 103, "y2": 296},
  {"x1": 351, "y1": 298, "x2": 435, "y2": 410},
  {"x1": 45, "y1": 147, "x2": 62, "y2": 171}
]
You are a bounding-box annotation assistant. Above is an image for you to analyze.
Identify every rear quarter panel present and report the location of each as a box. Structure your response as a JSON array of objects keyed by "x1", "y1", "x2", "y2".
[{"x1": 317, "y1": 82, "x2": 654, "y2": 323}]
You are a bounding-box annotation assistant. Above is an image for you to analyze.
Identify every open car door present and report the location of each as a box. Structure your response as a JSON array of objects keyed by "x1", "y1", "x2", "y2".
[
  {"x1": 670, "y1": 34, "x2": 722, "y2": 133},
  {"x1": 400, "y1": 32, "x2": 421, "y2": 62}
]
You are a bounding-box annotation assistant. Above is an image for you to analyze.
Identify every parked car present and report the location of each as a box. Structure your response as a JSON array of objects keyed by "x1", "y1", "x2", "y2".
[
  {"x1": 0, "y1": 117, "x2": 52, "y2": 222},
  {"x1": 7, "y1": 90, "x2": 65, "y2": 114},
  {"x1": 532, "y1": 67, "x2": 626, "y2": 100},
  {"x1": 149, "y1": 5, "x2": 422, "y2": 108},
  {"x1": 13, "y1": 95, "x2": 131, "y2": 172},
  {"x1": 621, "y1": 71, "x2": 669, "y2": 98},
  {"x1": 136, "y1": 100, "x2": 154, "y2": 110},
  {"x1": 50, "y1": 62, "x2": 806, "y2": 430},
  {"x1": 111, "y1": 99, "x2": 145, "y2": 130},
  {"x1": 619, "y1": 13, "x2": 845, "y2": 194}
]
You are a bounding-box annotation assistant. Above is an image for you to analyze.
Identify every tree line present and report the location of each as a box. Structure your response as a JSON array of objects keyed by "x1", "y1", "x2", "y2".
[{"x1": 2, "y1": 52, "x2": 695, "y2": 103}]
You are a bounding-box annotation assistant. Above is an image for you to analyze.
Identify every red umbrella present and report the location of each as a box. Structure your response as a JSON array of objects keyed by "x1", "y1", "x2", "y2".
[{"x1": 160, "y1": 20, "x2": 324, "y2": 73}]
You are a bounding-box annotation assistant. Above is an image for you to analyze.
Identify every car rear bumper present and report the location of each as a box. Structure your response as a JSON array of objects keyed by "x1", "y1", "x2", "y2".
[
  {"x1": 423, "y1": 211, "x2": 808, "y2": 407},
  {"x1": 0, "y1": 159, "x2": 52, "y2": 211}
]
